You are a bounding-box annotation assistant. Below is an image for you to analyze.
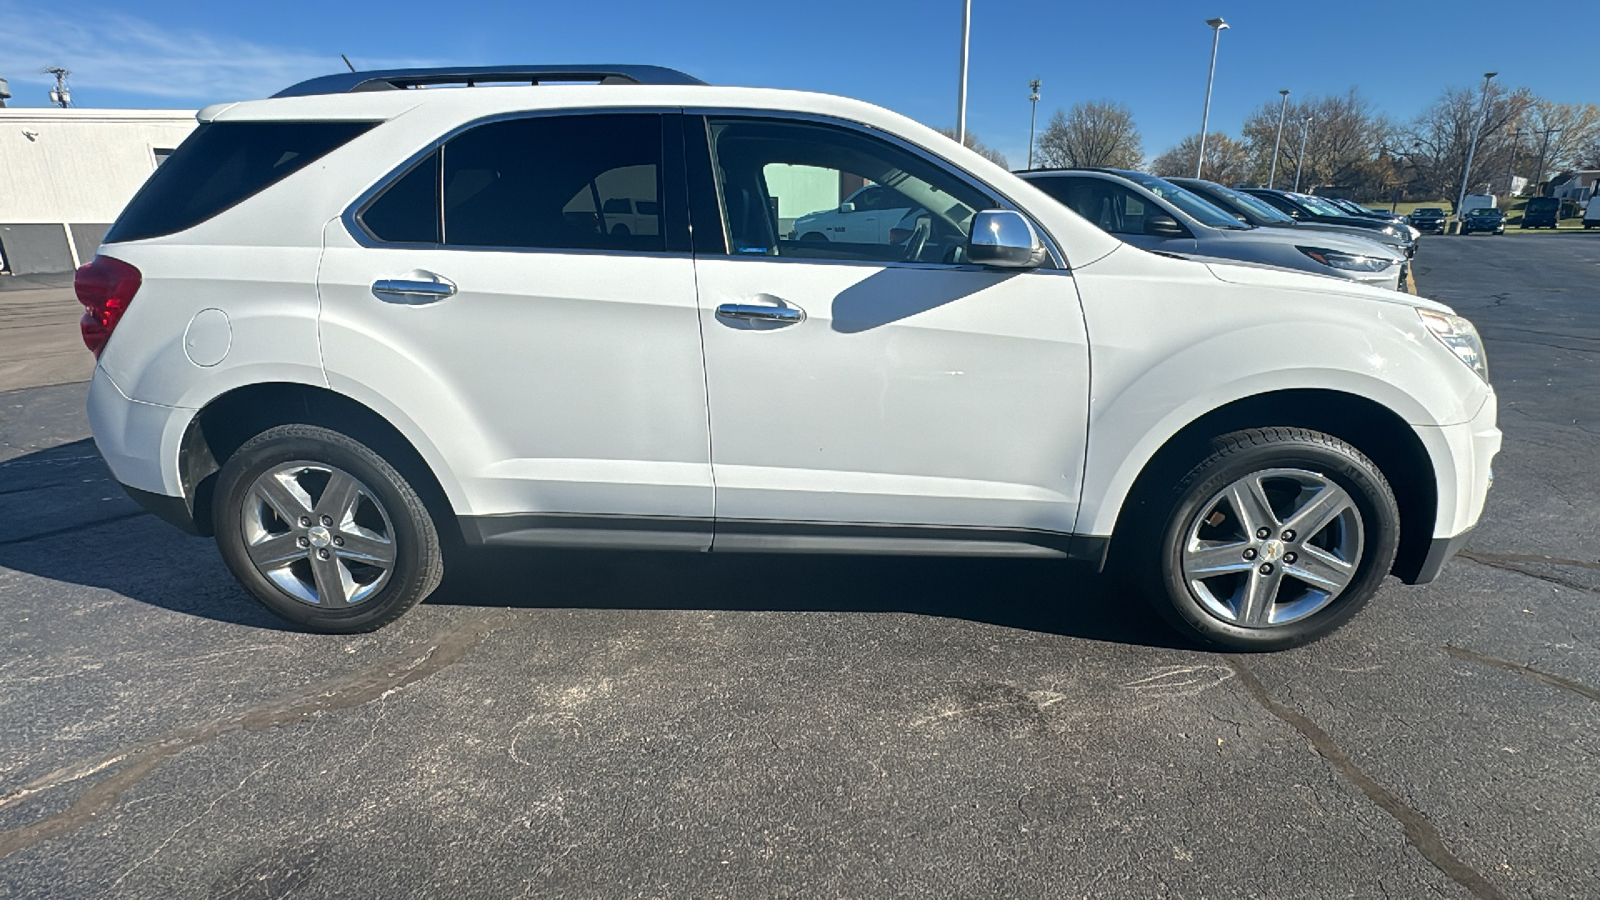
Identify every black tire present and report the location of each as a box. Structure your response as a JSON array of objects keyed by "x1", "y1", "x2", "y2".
[
  {"x1": 1135, "y1": 427, "x2": 1400, "y2": 651},
  {"x1": 213, "y1": 424, "x2": 444, "y2": 633}
]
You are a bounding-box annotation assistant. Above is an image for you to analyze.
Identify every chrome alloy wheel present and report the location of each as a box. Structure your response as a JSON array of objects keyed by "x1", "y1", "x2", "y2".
[
  {"x1": 239, "y1": 461, "x2": 397, "y2": 607},
  {"x1": 1180, "y1": 468, "x2": 1364, "y2": 628}
]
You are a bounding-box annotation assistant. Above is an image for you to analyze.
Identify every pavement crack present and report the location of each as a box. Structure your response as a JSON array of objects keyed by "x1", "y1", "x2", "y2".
[
  {"x1": 0, "y1": 511, "x2": 149, "y2": 547},
  {"x1": 0, "y1": 611, "x2": 506, "y2": 861},
  {"x1": 1224, "y1": 659, "x2": 1507, "y2": 900},
  {"x1": 1459, "y1": 551, "x2": 1600, "y2": 594},
  {"x1": 1443, "y1": 646, "x2": 1600, "y2": 704}
]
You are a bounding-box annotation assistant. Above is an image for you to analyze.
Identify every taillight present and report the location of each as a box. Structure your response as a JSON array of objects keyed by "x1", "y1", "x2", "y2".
[{"x1": 75, "y1": 256, "x2": 142, "y2": 357}]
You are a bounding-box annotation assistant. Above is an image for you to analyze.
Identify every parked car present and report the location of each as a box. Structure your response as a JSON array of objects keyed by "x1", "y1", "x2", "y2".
[
  {"x1": 1323, "y1": 197, "x2": 1409, "y2": 228},
  {"x1": 789, "y1": 184, "x2": 921, "y2": 244},
  {"x1": 1521, "y1": 197, "x2": 1561, "y2": 229},
  {"x1": 80, "y1": 64, "x2": 1499, "y2": 651},
  {"x1": 1459, "y1": 194, "x2": 1496, "y2": 219},
  {"x1": 1169, "y1": 178, "x2": 1416, "y2": 266},
  {"x1": 1023, "y1": 169, "x2": 1404, "y2": 290},
  {"x1": 1586, "y1": 197, "x2": 1600, "y2": 229},
  {"x1": 1407, "y1": 207, "x2": 1448, "y2": 234},
  {"x1": 1243, "y1": 189, "x2": 1421, "y2": 249},
  {"x1": 1460, "y1": 207, "x2": 1506, "y2": 235}
]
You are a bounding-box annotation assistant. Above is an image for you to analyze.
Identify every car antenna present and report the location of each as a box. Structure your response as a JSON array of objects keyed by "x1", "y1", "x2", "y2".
[{"x1": 341, "y1": 54, "x2": 356, "y2": 73}]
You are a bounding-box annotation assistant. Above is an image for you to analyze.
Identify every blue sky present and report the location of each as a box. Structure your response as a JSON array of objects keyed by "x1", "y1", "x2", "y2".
[{"x1": 2, "y1": 0, "x2": 1594, "y2": 165}]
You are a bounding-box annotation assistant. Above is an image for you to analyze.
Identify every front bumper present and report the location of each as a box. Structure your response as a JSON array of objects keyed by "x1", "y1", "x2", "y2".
[{"x1": 1400, "y1": 391, "x2": 1501, "y2": 584}]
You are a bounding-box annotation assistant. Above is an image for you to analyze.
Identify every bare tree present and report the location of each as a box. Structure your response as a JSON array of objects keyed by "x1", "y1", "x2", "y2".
[
  {"x1": 1519, "y1": 100, "x2": 1600, "y2": 186},
  {"x1": 937, "y1": 127, "x2": 1009, "y2": 169},
  {"x1": 1239, "y1": 89, "x2": 1395, "y2": 195},
  {"x1": 1402, "y1": 82, "x2": 1534, "y2": 210},
  {"x1": 1032, "y1": 102, "x2": 1143, "y2": 169},
  {"x1": 1150, "y1": 133, "x2": 1250, "y2": 185}
]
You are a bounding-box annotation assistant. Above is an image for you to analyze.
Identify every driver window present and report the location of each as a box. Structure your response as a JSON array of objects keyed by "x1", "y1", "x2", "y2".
[{"x1": 707, "y1": 117, "x2": 994, "y2": 264}]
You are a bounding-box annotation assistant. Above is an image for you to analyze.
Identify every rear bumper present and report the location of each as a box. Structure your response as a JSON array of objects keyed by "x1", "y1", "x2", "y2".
[{"x1": 88, "y1": 365, "x2": 200, "y2": 531}]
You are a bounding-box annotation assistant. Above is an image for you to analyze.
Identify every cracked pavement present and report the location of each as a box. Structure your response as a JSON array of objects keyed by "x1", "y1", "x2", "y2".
[{"x1": 1, "y1": 236, "x2": 1597, "y2": 898}]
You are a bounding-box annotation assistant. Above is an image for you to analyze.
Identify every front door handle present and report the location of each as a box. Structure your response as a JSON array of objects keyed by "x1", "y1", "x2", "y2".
[
  {"x1": 715, "y1": 303, "x2": 804, "y2": 324},
  {"x1": 372, "y1": 277, "x2": 456, "y2": 304}
]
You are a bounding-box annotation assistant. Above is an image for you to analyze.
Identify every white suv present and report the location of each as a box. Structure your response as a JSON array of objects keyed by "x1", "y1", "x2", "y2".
[{"x1": 79, "y1": 65, "x2": 1500, "y2": 650}]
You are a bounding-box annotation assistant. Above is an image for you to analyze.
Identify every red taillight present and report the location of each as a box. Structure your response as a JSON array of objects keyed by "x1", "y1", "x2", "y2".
[{"x1": 75, "y1": 256, "x2": 142, "y2": 358}]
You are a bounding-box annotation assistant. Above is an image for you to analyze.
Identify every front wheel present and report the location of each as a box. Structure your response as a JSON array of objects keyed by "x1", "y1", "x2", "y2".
[
  {"x1": 1138, "y1": 428, "x2": 1400, "y2": 651},
  {"x1": 213, "y1": 424, "x2": 444, "y2": 633}
]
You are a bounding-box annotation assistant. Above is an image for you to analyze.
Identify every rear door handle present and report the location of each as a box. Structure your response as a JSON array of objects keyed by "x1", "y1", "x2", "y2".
[
  {"x1": 372, "y1": 277, "x2": 456, "y2": 304},
  {"x1": 715, "y1": 303, "x2": 804, "y2": 324}
]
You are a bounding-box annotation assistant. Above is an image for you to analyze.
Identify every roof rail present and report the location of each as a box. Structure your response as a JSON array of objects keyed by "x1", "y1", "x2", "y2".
[{"x1": 272, "y1": 65, "x2": 707, "y2": 98}]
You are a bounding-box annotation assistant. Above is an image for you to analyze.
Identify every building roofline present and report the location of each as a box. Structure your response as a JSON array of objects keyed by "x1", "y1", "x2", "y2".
[{"x1": 0, "y1": 108, "x2": 196, "y2": 122}]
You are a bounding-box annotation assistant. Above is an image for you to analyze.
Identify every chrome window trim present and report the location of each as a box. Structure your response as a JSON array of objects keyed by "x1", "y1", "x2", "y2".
[
  {"x1": 687, "y1": 106, "x2": 1069, "y2": 270},
  {"x1": 341, "y1": 105, "x2": 685, "y2": 255}
]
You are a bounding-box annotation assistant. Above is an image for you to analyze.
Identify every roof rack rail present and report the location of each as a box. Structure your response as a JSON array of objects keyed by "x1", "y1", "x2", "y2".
[{"x1": 272, "y1": 64, "x2": 707, "y2": 98}]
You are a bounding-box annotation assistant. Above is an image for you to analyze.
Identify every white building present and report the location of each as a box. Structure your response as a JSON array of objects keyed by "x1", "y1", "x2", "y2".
[{"x1": 0, "y1": 108, "x2": 197, "y2": 275}]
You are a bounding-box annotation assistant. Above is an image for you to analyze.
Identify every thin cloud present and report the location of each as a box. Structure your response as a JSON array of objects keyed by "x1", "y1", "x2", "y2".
[{"x1": 0, "y1": 5, "x2": 431, "y2": 105}]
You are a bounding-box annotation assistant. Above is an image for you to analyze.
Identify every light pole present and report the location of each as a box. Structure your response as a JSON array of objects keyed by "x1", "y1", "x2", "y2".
[
  {"x1": 1269, "y1": 89, "x2": 1290, "y2": 188},
  {"x1": 956, "y1": 0, "x2": 972, "y2": 144},
  {"x1": 1293, "y1": 115, "x2": 1312, "y2": 192},
  {"x1": 1195, "y1": 17, "x2": 1229, "y2": 178},
  {"x1": 1453, "y1": 71, "x2": 1497, "y2": 232},
  {"x1": 1027, "y1": 78, "x2": 1041, "y2": 170},
  {"x1": 1504, "y1": 127, "x2": 1524, "y2": 196},
  {"x1": 1532, "y1": 127, "x2": 1563, "y2": 197}
]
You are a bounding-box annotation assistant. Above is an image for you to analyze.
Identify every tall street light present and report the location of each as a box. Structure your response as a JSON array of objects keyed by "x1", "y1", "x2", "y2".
[
  {"x1": 1294, "y1": 115, "x2": 1313, "y2": 191},
  {"x1": 1269, "y1": 89, "x2": 1290, "y2": 188},
  {"x1": 1195, "y1": 17, "x2": 1229, "y2": 178},
  {"x1": 1532, "y1": 126, "x2": 1563, "y2": 197},
  {"x1": 1453, "y1": 71, "x2": 1497, "y2": 232},
  {"x1": 1027, "y1": 79, "x2": 1041, "y2": 170},
  {"x1": 956, "y1": 0, "x2": 972, "y2": 144}
]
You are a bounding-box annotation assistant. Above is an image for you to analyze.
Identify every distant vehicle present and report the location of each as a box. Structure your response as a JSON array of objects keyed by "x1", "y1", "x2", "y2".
[
  {"x1": 1407, "y1": 207, "x2": 1448, "y2": 234},
  {"x1": 1460, "y1": 207, "x2": 1506, "y2": 235},
  {"x1": 1020, "y1": 169, "x2": 1405, "y2": 290},
  {"x1": 1243, "y1": 189, "x2": 1421, "y2": 252},
  {"x1": 1459, "y1": 194, "x2": 1496, "y2": 219},
  {"x1": 790, "y1": 184, "x2": 918, "y2": 244},
  {"x1": 1521, "y1": 197, "x2": 1561, "y2": 229},
  {"x1": 1323, "y1": 197, "x2": 1408, "y2": 228},
  {"x1": 1584, "y1": 197, "x2": 1600, "y2": 229},
  {"x1": 1169, "y1": 177, "x2": 1415, "y2": 262}
]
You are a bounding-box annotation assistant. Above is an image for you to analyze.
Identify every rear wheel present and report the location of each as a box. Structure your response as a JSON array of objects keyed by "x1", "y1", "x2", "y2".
[
  {"x1": 1137, "y1": 428, "x2": 1400, "y2": 651},
  {"x1": 213, "y1": 424, "x2": 443, "y2": 632}
]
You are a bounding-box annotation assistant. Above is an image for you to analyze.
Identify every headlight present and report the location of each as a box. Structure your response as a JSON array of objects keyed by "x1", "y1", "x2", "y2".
[
  {"x1": 1418, "y1": 310, "x2": 1489, "y2": 382},
  {"x1": 1298, "y1": 247, "x2": 1393, "y2": 273}
]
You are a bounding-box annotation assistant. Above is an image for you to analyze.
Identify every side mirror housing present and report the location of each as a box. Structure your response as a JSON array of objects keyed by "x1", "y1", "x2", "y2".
[
  {"x1": 838, "y1": 201, "x2": 856, "y2": 213},
  {"x1": 1144, "y1": 214, "x2": 1187, "y2": 237},
  {"x1": 966, "y1": 209, "x2": 1046, "y2": 268}
]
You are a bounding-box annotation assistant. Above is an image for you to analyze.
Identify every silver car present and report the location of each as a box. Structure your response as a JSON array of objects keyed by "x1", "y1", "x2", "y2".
[
  {"x1": 1019, "y1": 169, "x2": 1405, "y2": 290},
  {"x1": 1169, "y1": 177, "x2": 1417, "y2": 262}
]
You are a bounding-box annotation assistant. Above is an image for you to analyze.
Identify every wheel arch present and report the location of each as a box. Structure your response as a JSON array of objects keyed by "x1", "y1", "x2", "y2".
[
  {"x1": 1103, "y1": 389, "x2": 1438, "y2": 583},
  {"x1": 178, "y1": 382, "x2": 462, "y2": 543}
]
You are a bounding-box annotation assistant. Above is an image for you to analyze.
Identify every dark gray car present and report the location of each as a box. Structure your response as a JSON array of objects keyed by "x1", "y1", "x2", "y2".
[
  {"x1": 1170, "y1": 177, "x2": 1416, "y2": 264},
  {"x1": 1020, "y1": 169, "x2": 1405, "y2": 290}
]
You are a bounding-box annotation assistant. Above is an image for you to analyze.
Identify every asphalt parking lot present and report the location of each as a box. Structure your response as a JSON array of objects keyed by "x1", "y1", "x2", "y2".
[{"x1": 1, "y1": 236, "x2": 1597, "y2": 899}]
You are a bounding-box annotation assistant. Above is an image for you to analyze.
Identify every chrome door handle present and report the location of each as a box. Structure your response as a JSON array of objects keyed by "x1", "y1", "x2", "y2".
[
  {"x1": 372, "y1": 278, "x2": 456, "y2": 304},
  {"x1": 715, "y1": 303, "x2": 804, "y2": 324}
]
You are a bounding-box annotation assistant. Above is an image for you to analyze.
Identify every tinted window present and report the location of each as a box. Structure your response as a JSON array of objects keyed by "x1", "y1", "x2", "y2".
[
  {"x1": 362, "y1": 150, "x2": 440, "y2": 243},
  {"x1": 1030, "y1": 177, "x2": 1158, "y2": 236},
  {"x1": 107, "y1": 121, "x2": 375, "y2": 243},
  {"x1": 708, "y1": 117, "x2": 993, "y2": 264},
  {"x1": 443, "y1": 114, "x2": 664, "y2": 252}
]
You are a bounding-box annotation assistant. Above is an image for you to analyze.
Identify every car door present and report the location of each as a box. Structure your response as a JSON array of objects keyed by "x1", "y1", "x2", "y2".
[
  {"x1": 688, "y1": 114, "x2": 1092, "y2": 553},
  {"x1": 317, "y1": 111, "x2": 713, "y2": 549}
]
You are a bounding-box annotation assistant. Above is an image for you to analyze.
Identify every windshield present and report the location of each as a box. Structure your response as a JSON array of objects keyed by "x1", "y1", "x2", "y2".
[
  {"x1": 1114, "y1": 171, "x2": 1248, "y2": 229},
  {"x1": 1199, "y1": 182, "x2": 1296, "y2": 224},
  {"x1": 1415, "y1": 208, "x2": 1444, "y2": 215},
  {"x1": 1293, "y1": 193, "x2": 1350, "y2": 217},
  {"x1": 1526, "y1": 198, "x2": 1559, "y2": 211}
]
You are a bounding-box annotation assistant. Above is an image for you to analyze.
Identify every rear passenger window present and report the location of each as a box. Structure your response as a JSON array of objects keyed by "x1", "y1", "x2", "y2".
[
  {"x1": 106, "y1": 121, "x2": 375, "y2": 243},
  {"x1": 442, "y1": 114, "x2": 665, "y2": 252},
  {"x1": 361, "y1": 151, "x2": 440, "y2": 244}
]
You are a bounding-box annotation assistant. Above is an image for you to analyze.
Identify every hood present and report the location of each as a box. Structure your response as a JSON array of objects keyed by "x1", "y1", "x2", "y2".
[
  {"x1": 1206, "y1": 223, "x2": 1405, "y2": 261},
  {"x1": 1202, "y1": 258, "x2": 1450, "y2": 311},
  {"x1": 1269, "y1": 220, "x2": 1409, "y2": 248}
]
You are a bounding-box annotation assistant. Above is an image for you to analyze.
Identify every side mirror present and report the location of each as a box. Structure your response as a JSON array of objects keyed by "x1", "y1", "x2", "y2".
[
  {"x1": 967, "y1": 209, "x2": 1046, "y2": 268},
  {"x1": 838, "y1": 201, "x2": 856, "y2": 213},
  {"x1": 1144, "y1": 214, "x2": 1186, "y2": 237}
]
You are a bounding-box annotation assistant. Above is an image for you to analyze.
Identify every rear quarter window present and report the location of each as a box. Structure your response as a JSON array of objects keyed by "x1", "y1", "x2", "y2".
[{"x1": 105, "y1": 120, "x2": 375, "y2": 243}]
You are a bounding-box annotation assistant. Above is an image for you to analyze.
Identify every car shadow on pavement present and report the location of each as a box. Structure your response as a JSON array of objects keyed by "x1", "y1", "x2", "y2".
[{"x1": 0, "y1": 440, "x2": 1187, "y2": 648}]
